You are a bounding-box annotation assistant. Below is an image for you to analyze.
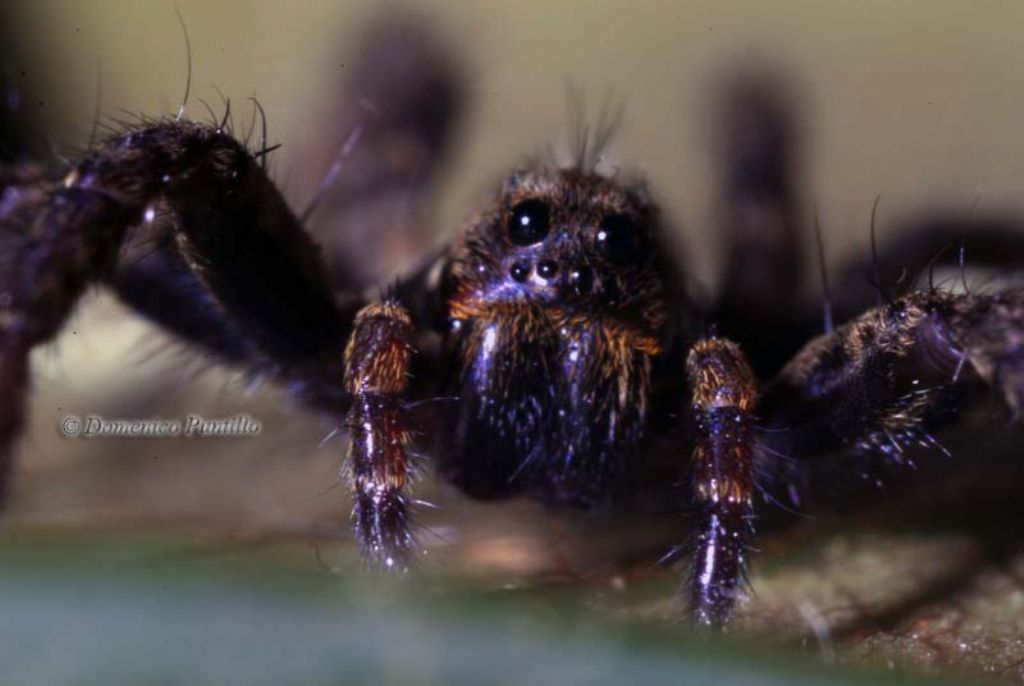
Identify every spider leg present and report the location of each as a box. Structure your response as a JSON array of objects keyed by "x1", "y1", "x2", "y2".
[
  {"x1": 675, "y1": 76, "x2": 800, "y2": 612},
  {"x1": 0, "y1": 119, "x2": 358, "y2": 503},
  {"x1": 0, "y1": 341, "x2": 27, "y2": 507},
  {"x1": 109, "y1": 229, "x2": 258, "y2": 367},
  {"x1": 677, "y1": 287, "x2": 1024, "y2": 627},
  {"x1": 684, "y1": 337, "x2": 759, "y2": 627},
  {"x1": 0, "y1": 171, "x2": 139, "y2": 504},
  {"x1": 343, "y1": 300, "x2": 416, "y2": 570},
  {"x1": 761, "y1": 287, "x2": 1024, "y2": 468},
  {"x1": 0, "y1": 16, "x2": 37, "y2": 165},
  {"x1": 710, "y1": 72, "x2": 805, "y2": 374},
  {"x1": 830, "y1": 214, "x2": 1024, "y2": 323},
  {"x1": 295, "y1": 12, "x2": 466, "y2": 291}
]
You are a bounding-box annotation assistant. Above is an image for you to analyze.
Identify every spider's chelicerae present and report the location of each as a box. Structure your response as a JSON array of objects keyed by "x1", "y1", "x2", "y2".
[{"x1": 2, "y1": 14, "x2": 1024, "y2": 629}]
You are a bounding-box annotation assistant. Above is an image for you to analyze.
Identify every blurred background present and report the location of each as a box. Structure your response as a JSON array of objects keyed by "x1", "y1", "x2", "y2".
[{"x1": 3, "y1": 2, "x2": 1024, "y2": 684}]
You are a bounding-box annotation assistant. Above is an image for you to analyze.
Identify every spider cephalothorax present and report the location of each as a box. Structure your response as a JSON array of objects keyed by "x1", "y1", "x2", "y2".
[
  {"x1": 2, "y1": 12, "x2": 1024, "y2": 633},
  {"x1": 437, "y1": 166, "x2": 683, "y2": 506}
]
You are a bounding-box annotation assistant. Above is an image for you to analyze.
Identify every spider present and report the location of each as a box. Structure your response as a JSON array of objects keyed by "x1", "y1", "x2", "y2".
[{"x1": 2, "y1": 11, "x2": 1024, "y2": 630}]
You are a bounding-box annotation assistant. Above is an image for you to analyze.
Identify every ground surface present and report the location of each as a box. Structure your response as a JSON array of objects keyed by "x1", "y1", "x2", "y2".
[{"x1": 4, "y1": 297, "x2": 1024, "y2": 685}]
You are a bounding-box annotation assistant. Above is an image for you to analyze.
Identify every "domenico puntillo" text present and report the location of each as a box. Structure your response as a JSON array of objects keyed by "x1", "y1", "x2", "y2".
[{"x1": 60, "y1": 414, "x2": 262, "y2": 438}]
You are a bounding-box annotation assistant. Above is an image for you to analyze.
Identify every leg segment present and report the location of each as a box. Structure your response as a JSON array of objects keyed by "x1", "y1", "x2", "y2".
[
  {"x1": 0, "y1": 120, "x2": 356, "y2": 497},
  {"x1": 0, "y1": 14, "x2": 39, "y2": 165},
  {"x1": 762, "y1": 287, "x2": 1024, "y2": 466},
  {"x1": 110, "y1": 231, "x2": 256, "y2": 366},
  {"x1": 952, "y1": 289, "x2": 1024, "y2": 414},
  {"x1": 0, "y1": 341, "x2": 28, "y2": 506},
  {"x1": 0, "y1": 182, "x2": 140, "y2": 502},
  {"x1": 343, "y1": 301, "x2": 416, "y2": 570},
  {"x1": 294, "y1": 12, "x2": 466, "y2": 290},
  {"x1": 684, "y1": 337, "x2": 759, "y2": 627},
  {"x1": 677, "y1": 287, "x2": 1024, "y2": 629},
  {"x1": 830, "y1": 214, "x2": 1024, "y2": 325},
  {"x1": 710, "y1": 73, "x2": 806, "y2": 374}
]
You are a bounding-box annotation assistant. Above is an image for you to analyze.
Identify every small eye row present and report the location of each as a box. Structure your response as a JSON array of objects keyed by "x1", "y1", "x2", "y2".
[
  {"x1": 509, "y1": 258, "x2": 596, "y2": 295},
  {"x1": 505, "y1": 199, "x2": 641, "y2": 263},
  {"x1": 509, "y1": 259, "x2": 559, "y2": 283}
]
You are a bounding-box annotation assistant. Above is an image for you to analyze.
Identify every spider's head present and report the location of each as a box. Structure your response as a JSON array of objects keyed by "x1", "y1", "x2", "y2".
[{"x1": 450, "y1": 166, "x2": 673, "y2": 336}]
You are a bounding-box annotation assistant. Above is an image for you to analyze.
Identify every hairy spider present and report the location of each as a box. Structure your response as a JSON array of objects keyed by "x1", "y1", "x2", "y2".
[{"x1": 2, "y1": 11, "x2": 1024, "y2": 630}]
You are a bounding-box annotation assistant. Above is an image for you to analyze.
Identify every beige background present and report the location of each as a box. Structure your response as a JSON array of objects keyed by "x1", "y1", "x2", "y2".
[{"x1": 13, "y1": 1, "x2": 1024, "y2": 281}]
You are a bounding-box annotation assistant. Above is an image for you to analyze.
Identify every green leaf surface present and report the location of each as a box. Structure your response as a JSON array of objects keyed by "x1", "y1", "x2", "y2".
[{"x1": 0, "y1": 530, "x2": 983, "y2": 686}]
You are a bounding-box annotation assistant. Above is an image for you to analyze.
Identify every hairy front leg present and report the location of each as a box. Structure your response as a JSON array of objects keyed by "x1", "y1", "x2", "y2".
[
  {"x1": 343, "y1": 301, "x2": 416, "y2": 570},
  {"x1": 684, "y1": 337, "x2": 759, "y2": 627}
]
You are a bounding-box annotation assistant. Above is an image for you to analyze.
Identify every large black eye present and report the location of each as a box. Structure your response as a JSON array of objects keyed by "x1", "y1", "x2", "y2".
[
  {"x1": 507, "y1": 199, "x2": 550, "y2": 245},
  {"x1": 596, "y1": 214, "x2": 640, "y2": 263}
]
